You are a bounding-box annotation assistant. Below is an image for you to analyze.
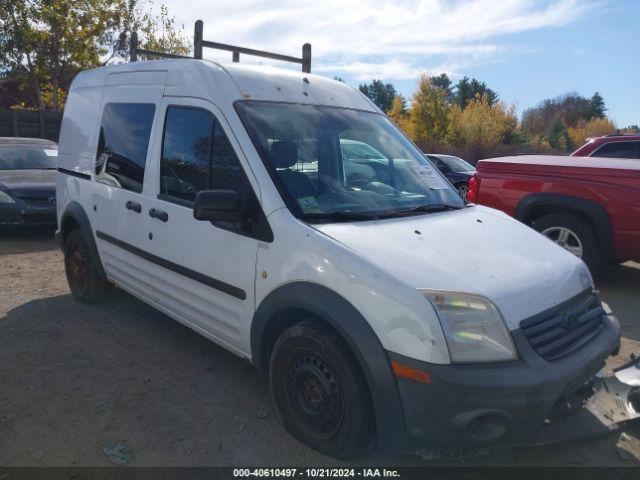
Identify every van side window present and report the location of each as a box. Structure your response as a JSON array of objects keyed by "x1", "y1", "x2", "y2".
[
  {"x1": 160, "y1": 107, "x2": 214, "y2": 202},
  {"x1": 160, "y1": 107, "x2": 247, "y2": 201},
  {"x1": 158, "y1": 105, "x2": 272, "y2": 242},
  {"x1": 96, "y1": 103, "x2": 155, "y2": 193}
]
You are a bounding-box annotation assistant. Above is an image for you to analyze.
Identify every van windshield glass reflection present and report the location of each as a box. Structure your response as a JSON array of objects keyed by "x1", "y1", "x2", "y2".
[{"x1": 236, "y1": 101, "x2": 463, "y2": 222}]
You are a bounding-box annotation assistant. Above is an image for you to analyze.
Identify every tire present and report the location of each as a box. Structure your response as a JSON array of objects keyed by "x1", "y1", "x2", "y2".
[
  {"x1": 63, "y1": 229, "x2": 109, "y2": 303},
  {"x1": 532, "y1": 212, "x2": 601, "y2": 272},
  {"x1": 269, "y1": 321, "x2": 374, "y2": 459}
]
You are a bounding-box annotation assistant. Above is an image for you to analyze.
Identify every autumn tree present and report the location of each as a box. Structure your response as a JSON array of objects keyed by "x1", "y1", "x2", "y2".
[
  {"x1": 568, "y1": 117, "x2": 617, "y2": 148},
  {"x1": 358, "y1": 80, "x2": 397, "y2": 112},
  {"x1": 387, "y1": 95, "x2": 408, "y2": 131},
  {"x1": 0, "y1": 0, "x2": 189, "y2": 111},
  {"x1": 120, "y1": 1, "x2": 190, "y2": 61},
  {"x1": 406, "y1": 75, "x2": 449, "y2": 144},
  {"x1": 446, "y1": 94, "x2": 518, "y2": 161}
]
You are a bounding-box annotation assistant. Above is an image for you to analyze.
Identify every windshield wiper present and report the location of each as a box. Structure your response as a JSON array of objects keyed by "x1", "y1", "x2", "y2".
[
  {"x1": 302, "y1": 211, "x2": 379, "y2": 222},
  {"x1": 384, "y1": 203, "x2": 464, "y2": 217}
]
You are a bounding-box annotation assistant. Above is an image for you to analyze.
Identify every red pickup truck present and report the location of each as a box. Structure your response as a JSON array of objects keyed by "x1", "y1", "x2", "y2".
[{"x1": 468, "y1": 155, "x2": 640, "y2": 272}]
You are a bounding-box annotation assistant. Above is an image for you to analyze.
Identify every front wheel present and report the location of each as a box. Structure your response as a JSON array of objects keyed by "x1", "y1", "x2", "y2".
[
  {"x1": 533, "y1": 213, "x2": 601, "y2": 272},
  {"x1": 269, "y1": 321, "x2": 374, "y2": 459}
]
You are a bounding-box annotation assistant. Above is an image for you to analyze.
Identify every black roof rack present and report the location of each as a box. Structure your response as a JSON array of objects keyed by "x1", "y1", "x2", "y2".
[{"x1": 129, "y1": 19, "x2": 311, "y2": 73}]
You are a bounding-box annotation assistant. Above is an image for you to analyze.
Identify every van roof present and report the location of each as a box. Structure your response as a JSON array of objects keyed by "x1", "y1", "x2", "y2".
[{"x1": 72, "y1": 59, "x2": 378, "y2": 112}]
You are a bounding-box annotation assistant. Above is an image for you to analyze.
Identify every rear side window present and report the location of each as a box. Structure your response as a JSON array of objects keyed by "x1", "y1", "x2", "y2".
[
  {"x1": 96, "y1": 103, "x2": 156, "y2": 193},
  {"x1": 591, "y1": 141, "x2": 640, "y2": 159}
]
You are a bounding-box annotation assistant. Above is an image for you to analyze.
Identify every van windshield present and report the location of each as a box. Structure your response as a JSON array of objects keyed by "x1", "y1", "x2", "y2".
[{"x1": 235, "y1": 101, "x2": 464, "y2": 222}]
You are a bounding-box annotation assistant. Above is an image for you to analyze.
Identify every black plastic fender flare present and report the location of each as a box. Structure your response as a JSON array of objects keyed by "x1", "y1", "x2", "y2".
[
  {"x1": 515, "y1": 192, "x2": 613, "y2": 257},
  {"x1": 251, "y1": 281, "x2": 411, "y2": 452}
]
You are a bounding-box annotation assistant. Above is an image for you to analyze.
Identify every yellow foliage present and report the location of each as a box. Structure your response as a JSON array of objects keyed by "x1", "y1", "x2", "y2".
[
  {"x1": 445, "y1": 93, "x2": 517, "y2": 151},
  {"x1": 387, "y1": 96, "x2": 408, "y2": 131},
  {"x1": 406, "y1": 75, "x2": 449, "y2": 143},
  {"x1": 41, "y1": 84, "x2": 69, "y2": 110},
  {"x1": 568, "y1": 117, "x2": 617, "y2": 147}
]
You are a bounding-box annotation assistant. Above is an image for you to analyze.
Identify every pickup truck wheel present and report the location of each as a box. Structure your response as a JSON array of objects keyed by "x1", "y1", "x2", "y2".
[
  {"x1": 269, "y1": 321, "x2": 373, "y2": 459},
  {"x1": 64, "y1": 229, "x2": 108, "y2": 303},
  {"x1": 533, "y1": 213, "x2": 600, "y2": 272},
  {"x1": 456, "y1": 183, "x2": 469, "y2": 199}
]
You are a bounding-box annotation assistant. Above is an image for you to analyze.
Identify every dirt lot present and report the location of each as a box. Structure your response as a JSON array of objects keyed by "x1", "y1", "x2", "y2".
[{"x1": 1, "y1": 227, "x2": 639, "y2": 467}]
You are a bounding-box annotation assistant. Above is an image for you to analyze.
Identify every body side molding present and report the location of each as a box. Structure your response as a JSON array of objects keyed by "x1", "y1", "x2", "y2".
[{"x1": 96, "y1": 230, "x2": 247, "y2": 300}]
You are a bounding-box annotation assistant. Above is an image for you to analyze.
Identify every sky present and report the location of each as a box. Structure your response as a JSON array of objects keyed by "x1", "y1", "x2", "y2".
[{"x1": 160, "y1": 0, "x2": 639, "y2": 126}]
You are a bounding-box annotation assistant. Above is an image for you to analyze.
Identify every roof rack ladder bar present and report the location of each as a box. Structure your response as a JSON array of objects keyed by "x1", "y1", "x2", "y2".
[
  {"x1": 194, "y1": 20, "x2": 203, "y2": 59},
  {"x1": 195, "y1": 20, "x2": 311, "y2": 72},
  {"x1": 130, "y1": 32, "x2": 138, "y2": 62},
  {"x1": 302, "y1": 43, "x2": 311, "y2": 73}
]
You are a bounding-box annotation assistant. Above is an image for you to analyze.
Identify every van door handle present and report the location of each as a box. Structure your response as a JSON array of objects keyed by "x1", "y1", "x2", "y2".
[
  {"x1": 149, "y1": 208, "x2": 169, "y2": 222},
  {"x1": 125, "y1": 200, "x2": 141, "y2": 213}
]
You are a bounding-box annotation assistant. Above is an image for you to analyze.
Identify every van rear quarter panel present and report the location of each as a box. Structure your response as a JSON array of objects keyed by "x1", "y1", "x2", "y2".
[
  {"x1": 476, "y1": 168, "x2": 640, "y2": 261},
  {"x1": 58, "y1": 75, "x2": 105, "y2": 175}
]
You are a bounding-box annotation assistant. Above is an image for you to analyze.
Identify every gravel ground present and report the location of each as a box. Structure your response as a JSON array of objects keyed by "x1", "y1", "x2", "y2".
[{"x1": 0, "y1": 227, "x2": 638, "y2": 467}]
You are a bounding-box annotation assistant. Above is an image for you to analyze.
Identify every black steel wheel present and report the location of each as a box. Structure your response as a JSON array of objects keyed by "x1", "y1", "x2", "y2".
[
  {"x1": 286, "y1": 348, "x2": 345, "y2": 439},
  {"x1": 269, "y1": 321, "x2": 374, "y2": 459}
]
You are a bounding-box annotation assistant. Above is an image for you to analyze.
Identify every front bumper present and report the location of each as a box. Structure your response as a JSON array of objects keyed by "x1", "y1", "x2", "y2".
[
  {"x1": 0, "y1": 203, "x2": 56, "y2": 226},
  {"x1": 388, "y1": 311, "x2": 628, "y2": 453}
]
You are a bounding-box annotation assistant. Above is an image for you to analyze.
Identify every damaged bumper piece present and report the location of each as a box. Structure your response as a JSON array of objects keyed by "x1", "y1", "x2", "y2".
[{"x1": 386, "y1": 313, "x2": 640, "y2": 456}]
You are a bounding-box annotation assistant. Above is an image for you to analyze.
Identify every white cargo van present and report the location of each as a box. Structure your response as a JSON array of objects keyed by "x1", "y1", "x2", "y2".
[{"x1": 56, "y1": 50, "x2": 632, "y2": 457}]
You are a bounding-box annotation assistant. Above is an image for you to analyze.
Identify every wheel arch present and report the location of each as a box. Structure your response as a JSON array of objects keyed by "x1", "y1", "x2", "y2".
[
  {"x1": 514, "y1": 193, "x2": 613, "y2": 258},
  {"x1": 60, "y1": 201, "x2": 106, "y2": 278},
  {"x1": 251, "y1": 281, "x2": 411, "y2": 452}
]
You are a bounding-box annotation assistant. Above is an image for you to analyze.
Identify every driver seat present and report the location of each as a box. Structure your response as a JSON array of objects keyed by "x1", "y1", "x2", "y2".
[{"x1": 270, "y1": 141, "x2": 317, "y2": 199}]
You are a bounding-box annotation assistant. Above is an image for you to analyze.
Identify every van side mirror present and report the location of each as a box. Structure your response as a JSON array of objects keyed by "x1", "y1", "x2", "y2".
[{"x1": 194, "y1": 189, "x2": 243, "y2": 223}]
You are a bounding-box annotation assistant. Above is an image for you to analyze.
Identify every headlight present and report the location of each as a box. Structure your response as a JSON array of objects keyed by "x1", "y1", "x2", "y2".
[
  {"x1": 0, "y1": 190, "x2": 16, "y2": 204},
  {"x1": 420, "y1": 290, "x2": 517, "y2": 363}
]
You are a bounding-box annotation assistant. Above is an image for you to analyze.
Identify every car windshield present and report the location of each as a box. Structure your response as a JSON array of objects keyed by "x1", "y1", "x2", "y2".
[
  {"x1": 428, "y1": 154, "x2": 474, "y2": 172},
  {"x1": 0, "y1": 146, "x2": 58, "y2": 170},
  {"x1": 236, "y1": 101, "x2": 464, "y2": 221}
]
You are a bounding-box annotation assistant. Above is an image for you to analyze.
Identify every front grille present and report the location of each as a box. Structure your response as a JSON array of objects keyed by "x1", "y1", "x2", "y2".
[{"x1": 520, "y1": 293, "x2": 604, "y2": 361}]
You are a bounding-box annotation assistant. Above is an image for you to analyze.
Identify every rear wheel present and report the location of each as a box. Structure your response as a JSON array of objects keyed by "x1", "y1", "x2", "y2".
[
  {"x1": 64, "y1": 229, "x2": 109, "y2": 303},
  {"x1": 269, "y1": 321, "x2": 374, "y2": 459},
  {"x1": 533, "y1": 213, "x2": 600, "y2": 272}
]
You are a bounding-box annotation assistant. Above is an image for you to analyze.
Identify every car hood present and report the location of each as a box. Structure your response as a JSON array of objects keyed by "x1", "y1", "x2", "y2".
[
  {"x1": 312, "y1": 205, "x2": 592, "y2": 330},
  {"x1": 0, "y1": 169, "x2": 56, "y2": 195}
]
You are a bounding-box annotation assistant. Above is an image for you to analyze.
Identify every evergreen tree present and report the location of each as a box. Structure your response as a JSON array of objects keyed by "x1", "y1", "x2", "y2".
[
  {"x1": 430, "y1": 73, "x2": 453, "y2": 103},
  {"x1": 453, "y1": 76, "x2": 498, "y2": 109},
  {"x1": 358, "y1": 79, "x2": 397, "y2": 112},
  {"x1": 589, "y1": 92, "x2": 606, "y2": 119}
]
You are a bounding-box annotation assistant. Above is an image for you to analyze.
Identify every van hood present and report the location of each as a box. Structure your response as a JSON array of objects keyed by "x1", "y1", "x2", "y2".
[{"x1": 312, "y1": 205, "x2": 593, "y2": 330}]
